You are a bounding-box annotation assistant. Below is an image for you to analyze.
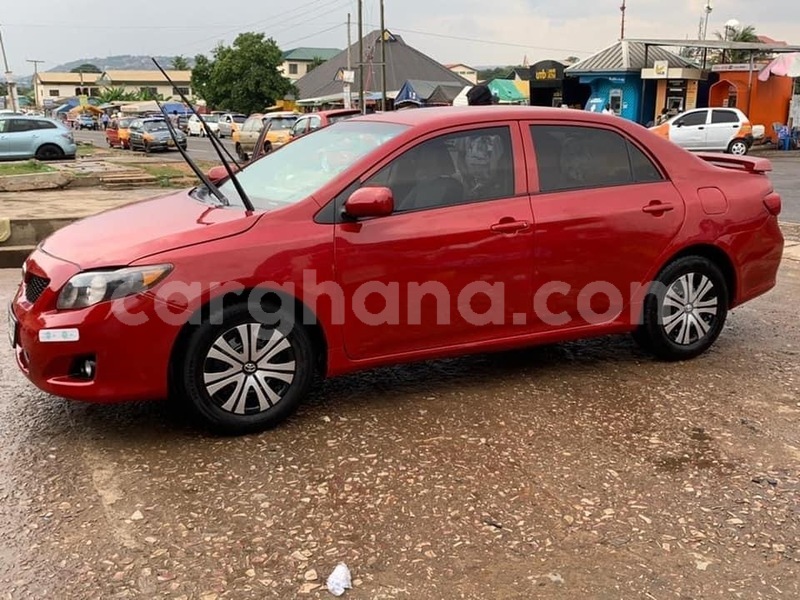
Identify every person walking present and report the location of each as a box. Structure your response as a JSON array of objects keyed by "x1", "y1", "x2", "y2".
[{"x1": 101, "y1": 112, "x2": 110, "y2": 130}]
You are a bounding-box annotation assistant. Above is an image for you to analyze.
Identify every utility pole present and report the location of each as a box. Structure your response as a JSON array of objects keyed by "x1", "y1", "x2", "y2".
[
  {"x1": 0, "y1": 25, "x2": 19, "y2": 113},
  {"x1": 619, "y1": 0, "x2": 627, "y2": 40},
  {"x1": 27, "y1": 59, "x2": 44, "y2": 108},
  {"x1": 358, "y1": 0, "x2": 365, "y2": 114},
  {"x1": 343, "y1": 13, "x2": 352, "y2": 109},
  {"x1": 702, "y1": 0, "x2": 713, "y2": 40},
  {"x1": 380, "y1": 0, "x2": 386, "y2": 111}
]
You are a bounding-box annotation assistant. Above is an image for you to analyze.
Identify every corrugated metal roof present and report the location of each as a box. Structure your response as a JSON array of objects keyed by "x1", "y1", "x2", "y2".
[
  {"x1": 296, "y1": 30, "x2": 471, "y2": 100},
  {"x1": 282, "y1": 47, "x2": 341, "y2": 61},
  {"x1": 100, "y1": 70, "x2": 191, "y2": 83},
  {"x1": 35, "y1": 72, "x2": 101, "y2": 84},
  {"x1": 566, "y1": 41, "x2": 697, "y2": 74}
]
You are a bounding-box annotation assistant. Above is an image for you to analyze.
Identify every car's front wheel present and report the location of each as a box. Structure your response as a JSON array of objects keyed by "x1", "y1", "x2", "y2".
[
  {"x1": 727, "y1": 139, "x2": 749, "y2": 155},
  {"x1": 180, "y1": 302, "x2": 316, "y2": 434},
  {"x1": 634, "y1": 256, "x2": 729, "y2": 361}
]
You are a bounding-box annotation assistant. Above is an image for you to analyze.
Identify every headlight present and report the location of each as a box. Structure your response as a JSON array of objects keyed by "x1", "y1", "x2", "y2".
[{"x1": 57, "y1": 265, "x2": 172, "y2": 310}]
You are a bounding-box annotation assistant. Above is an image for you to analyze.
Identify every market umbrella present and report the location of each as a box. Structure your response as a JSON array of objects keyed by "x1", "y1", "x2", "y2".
[{"x1": 758, "y1": 52, "x2": 800, "y2": 81}]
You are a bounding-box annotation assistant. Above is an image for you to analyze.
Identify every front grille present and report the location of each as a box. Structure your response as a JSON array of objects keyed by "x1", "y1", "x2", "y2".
[{"x1": 25, "y1": 275, "x2": 50, "y2": 304}]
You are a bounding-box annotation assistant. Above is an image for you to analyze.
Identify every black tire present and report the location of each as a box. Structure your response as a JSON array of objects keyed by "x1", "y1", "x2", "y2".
[
  {"x1": 180, "y1": 302, "x2": 316, "y2": 434},
  {"x1": 727, "y1": 139, "x2": 749, "y2": 156},
  {"x1": 634, "y1": 256, "x2": 729, "y2": 361},
  {"x1": 35, "y1": 144, "x2": 65, "y2": 161},
  {"x1": 200, "y1": 129, "x2": 206, "y2": 137},
  {"x1": 235, "y1": 143, "x2": 248, "y2": 161}
]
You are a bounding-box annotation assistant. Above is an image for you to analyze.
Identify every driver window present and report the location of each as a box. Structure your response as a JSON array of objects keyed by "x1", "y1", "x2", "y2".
[
  {"x1": 677, "y1": 111, "x2": 707, "y2": 127},
  {"x1": 364, "y1": 126, "x2": 514, "y2": 213}
]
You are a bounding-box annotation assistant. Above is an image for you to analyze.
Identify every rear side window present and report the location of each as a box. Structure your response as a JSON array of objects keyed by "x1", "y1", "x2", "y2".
[
  {"x1": 34, "y1": 121, "x2": 57, "y2": 130},
  {"x1": 530, "y1": 125, "x2": 663, "y2": 192},
  {"x1": 712, "y1": 109, "x2": 739, "y2": 124},
  {"x1": 8, "y1": 119, "x2": 36, "y2": 133},
  {"x1": 677, "y1": 111, "x2": 708, "y2": 127}
]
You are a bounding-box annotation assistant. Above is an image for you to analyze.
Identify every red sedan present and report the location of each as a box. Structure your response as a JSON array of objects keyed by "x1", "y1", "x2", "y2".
[{"x1": 9, "y1": 107, "x2": 784, "y2": 434}]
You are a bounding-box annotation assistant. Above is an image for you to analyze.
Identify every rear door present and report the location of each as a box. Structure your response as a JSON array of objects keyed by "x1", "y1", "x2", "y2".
[
  {"x1": 523, "y1": 122, "x2": 686, "y2": 331},
  {"x1": 106, "y1": 121, "x2": 119, "y2": 146},
  {"x1": 706, "y1": 109, "x2": 742, "y2": 151},
  {"x1": 669, "y1": 109, "x2": 709, "y2": 150}
]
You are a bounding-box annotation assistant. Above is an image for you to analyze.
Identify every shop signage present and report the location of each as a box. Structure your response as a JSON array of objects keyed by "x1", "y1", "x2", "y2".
[{"x1": 530, "y1": 60, "x2": 566, "y2": 88}]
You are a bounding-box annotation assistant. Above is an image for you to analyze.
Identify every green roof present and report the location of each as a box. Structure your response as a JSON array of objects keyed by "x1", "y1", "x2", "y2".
[
  {"x1": 282, "y1": 47, "x2": 341, "y2": 62},
  {"x1": 488, "y1": 79, "x2": 527, "y2": 103}
]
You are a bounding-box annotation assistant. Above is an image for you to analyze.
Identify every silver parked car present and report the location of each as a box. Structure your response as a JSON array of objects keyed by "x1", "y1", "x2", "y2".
[{"x1": 0, "y1": 116, "x2": 77, "y2": 160}]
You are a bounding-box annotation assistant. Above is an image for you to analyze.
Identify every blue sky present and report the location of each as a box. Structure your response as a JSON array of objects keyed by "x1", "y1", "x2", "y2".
[{"x1": 1, "y1": 0, "x2": 798, "y2": 76}]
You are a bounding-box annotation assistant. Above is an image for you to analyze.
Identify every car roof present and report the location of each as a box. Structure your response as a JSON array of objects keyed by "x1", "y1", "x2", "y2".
[{"x1": 348, "y1": 106, "x2": 652, "y2": 135}]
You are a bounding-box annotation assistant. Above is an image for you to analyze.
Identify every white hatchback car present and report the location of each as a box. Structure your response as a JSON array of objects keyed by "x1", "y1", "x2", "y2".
[
  {"x1": 186, "y1": 114, "x2": 220, "y2": 137},
  {"x1": 650, "y1": 107, "x2": 754, "y2": 155}
]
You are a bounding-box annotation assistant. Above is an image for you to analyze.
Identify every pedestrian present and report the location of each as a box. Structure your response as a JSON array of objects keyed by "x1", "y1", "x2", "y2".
[
  {"x1": 602, "y1": 103, "x2": 615, "y2": 115},
  {"x1": 101, "y1": 112, "x2": 110, "y2": 130},
  {"x1": 656, "y1": 107, "x2": 669, "y2": 125},
  {"x1": 169, "y1": 110, "x2": 179, "y2": 130},
  {"x1": 466, "y1": 84, "x2": 497, "y2": 106}
]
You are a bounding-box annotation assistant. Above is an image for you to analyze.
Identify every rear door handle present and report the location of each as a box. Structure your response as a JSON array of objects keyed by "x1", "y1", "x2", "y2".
[
  {"x1": 491, "y1": 219, "x2": 530, "y2": 234},
  {"x1": 642, "y1": 201, "x2": 675, "y2": 215},
  {"x1": 698, "y1": 126, "x2": 705, "y2": 130}
]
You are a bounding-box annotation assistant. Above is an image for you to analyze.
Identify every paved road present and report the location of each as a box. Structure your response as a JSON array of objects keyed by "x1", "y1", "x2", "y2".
[
  {"x1": 73, "y1": 128, "x2": 238, "y2": 163},
  {"x1": 766, "y1": 157, "x2": 800, "y2": 223},
  {"x1": 1, "y1": 253, "x2": 799, "y2": 598}
]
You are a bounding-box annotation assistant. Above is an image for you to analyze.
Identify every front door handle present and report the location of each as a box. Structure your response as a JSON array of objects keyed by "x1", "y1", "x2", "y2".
[
  {"x1": 698, "y1": 126, "x2": 705, "y2": 130},
  {"x1": 642, "y1": 201, "x2": 675, "y2": 215},
  {"x1": 491, "y1": 219, "x2": 530, "y2": 234}
]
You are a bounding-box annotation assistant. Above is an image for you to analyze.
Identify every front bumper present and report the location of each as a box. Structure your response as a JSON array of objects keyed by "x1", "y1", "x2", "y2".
[{"x1": 10, "y1": 249, "x2": 180, "y2": 404}]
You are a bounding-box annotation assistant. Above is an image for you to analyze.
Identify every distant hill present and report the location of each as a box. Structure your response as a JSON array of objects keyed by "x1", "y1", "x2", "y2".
[
  {"x1": 14, "y1": 55, "x2": 196, "y2": 88},
  {"x1": 47, "y1": 55, "x2": 196, "y2": 73}
]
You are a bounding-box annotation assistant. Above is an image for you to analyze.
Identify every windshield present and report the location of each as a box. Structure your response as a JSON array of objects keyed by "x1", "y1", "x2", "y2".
[
  {"x1": 143, "y1": 120, "x2": 168, "y2": 132},
  {"x1": 216, "y1": 121, "x2": 408, "y2": 210},
  {"x1": 265, "y1": 116, "x2": 296, "y2": 131},
  {"x1": 119, "y1": 118, "x2": 133, "y2": 127},
  {"x1": 204, "y1": 114, "x2": 219, "y2": 123},
  {"x1": 233, "y1": 115, "x2": 247, "y2": 124},
  {"x1": 328, "y1": 113, "x2": 358, "y2": 124}
]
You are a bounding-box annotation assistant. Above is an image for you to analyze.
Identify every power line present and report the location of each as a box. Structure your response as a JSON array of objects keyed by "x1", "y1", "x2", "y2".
[
  {"x1": 362, "y1": 22, "x2": 594, "y2": 55},
  {"x1": 280, "y1": 23, "x2": 346, "y2": 48}
]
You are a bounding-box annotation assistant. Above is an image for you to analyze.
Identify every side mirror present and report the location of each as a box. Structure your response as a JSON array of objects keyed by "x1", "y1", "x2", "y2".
[
  {"x1": 207, "y1": 164, "x2": 239, "y2": 184},
  {"x1": 343, "y1": 187, "x2": 394, "y2": 219}
]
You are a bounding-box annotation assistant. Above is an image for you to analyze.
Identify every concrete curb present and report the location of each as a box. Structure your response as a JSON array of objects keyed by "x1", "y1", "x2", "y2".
[{"x1": 0, "y1": 171, "x2": 75, "y2": 192}]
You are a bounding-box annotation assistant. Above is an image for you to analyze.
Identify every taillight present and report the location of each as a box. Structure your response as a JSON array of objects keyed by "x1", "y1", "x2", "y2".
[{"x1": 764, "y1": 192, "x2": 782, "y2": 216}]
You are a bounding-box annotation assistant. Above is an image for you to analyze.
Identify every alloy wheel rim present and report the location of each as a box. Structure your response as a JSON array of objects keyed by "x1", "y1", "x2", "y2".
[
  {"x1": 731, "y1": 142, "x2": 747, "y2": 155},
  {"x1": 202, "y1": 323, "x2": 296, "y2": 415},
  {"x1": 661, "y1": 272, "x2": 719, "y2": 346}
]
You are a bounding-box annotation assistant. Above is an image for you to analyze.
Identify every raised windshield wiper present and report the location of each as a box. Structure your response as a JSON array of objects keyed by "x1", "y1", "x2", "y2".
[
  {"x1": 151, "y1": 58, "x2": 255, "y2": 212},
  {"x1": 148, "y1": 96, "x2": 229, "y2": 207}
]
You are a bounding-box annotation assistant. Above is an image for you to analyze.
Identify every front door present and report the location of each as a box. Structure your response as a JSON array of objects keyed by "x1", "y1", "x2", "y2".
[
  {"x1": 669, "y1": 109, "x2": 709, "y2": 150},
  {"x1": 334, "y1": 124, "x2": 534, "y2": 360},
  {"x1": 524, "y1": 122, "x2": 686, "y2": 331}
]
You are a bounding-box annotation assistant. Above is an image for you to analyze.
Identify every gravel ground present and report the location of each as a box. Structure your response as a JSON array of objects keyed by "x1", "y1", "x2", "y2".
[{"x1": 0, "y1": 251, "x2": 798, "y2": 599}]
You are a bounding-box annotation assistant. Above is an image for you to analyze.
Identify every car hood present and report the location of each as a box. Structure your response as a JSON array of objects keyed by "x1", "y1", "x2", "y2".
[
  {"x1": 42, "y1": 190, "x2": 258, "y2": 269},
  {"x1": 152, "y1": 130, "x2": 184, "y2": 140}
]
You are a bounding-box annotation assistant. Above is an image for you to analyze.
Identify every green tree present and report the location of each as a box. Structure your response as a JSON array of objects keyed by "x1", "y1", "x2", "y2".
[
  {"x1": 171, "y1": 55, "x2": 190, "y2": 70},
  {"x1": 98, "y1": 87, "x2": 138, "y2": 103},
  {"x1": 306, "y1": 56, "x2": 326, "y2": 73},
  {"x1": 71, "y1": 63, "x2": 102, "y2": 74},
  {"x1": 191, "y1": 32, "x2": 296, "y2": 113},
  {"x1": 136, "y1": 88, "x2": 166, "y2": 101},
  {"x1": 713, "y1": 24, "x2": 767, "y2": 63}
]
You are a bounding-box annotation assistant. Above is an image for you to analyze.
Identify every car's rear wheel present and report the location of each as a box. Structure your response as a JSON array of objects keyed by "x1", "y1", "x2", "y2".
[
  {"x1": 180, "y1": 302, "x2": 316, "y2": 434},
  {"x1": 235, "y1": 143, "x2": 248, "y2": 161},
  {"x1": 727, "y1": 139, "x2": 749, "y2": 155},
  {"x1": 35, "y1": 144, "x2": 65, "y2": 161},
  {"x1": 634, "y1": 256, "x2": 728, "y2": 361}
]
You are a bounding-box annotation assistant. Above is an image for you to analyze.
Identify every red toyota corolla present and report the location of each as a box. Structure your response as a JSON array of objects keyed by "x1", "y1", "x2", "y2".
[{"x1": 8, "y1": 107, "x2": 783, "y2": 434}]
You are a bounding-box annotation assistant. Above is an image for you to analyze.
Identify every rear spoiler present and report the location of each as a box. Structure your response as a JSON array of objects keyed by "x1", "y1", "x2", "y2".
[{"x1": 695, "y1": 152, "x2": 772, "y2": 174}]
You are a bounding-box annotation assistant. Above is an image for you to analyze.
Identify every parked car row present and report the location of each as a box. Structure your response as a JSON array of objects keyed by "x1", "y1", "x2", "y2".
[
  {"x1": 105, "y1": 116, "x2": 187, "y2": 153},
  {"x1": 0, "y1": 115, "x2": 77, "y2": 161}
]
